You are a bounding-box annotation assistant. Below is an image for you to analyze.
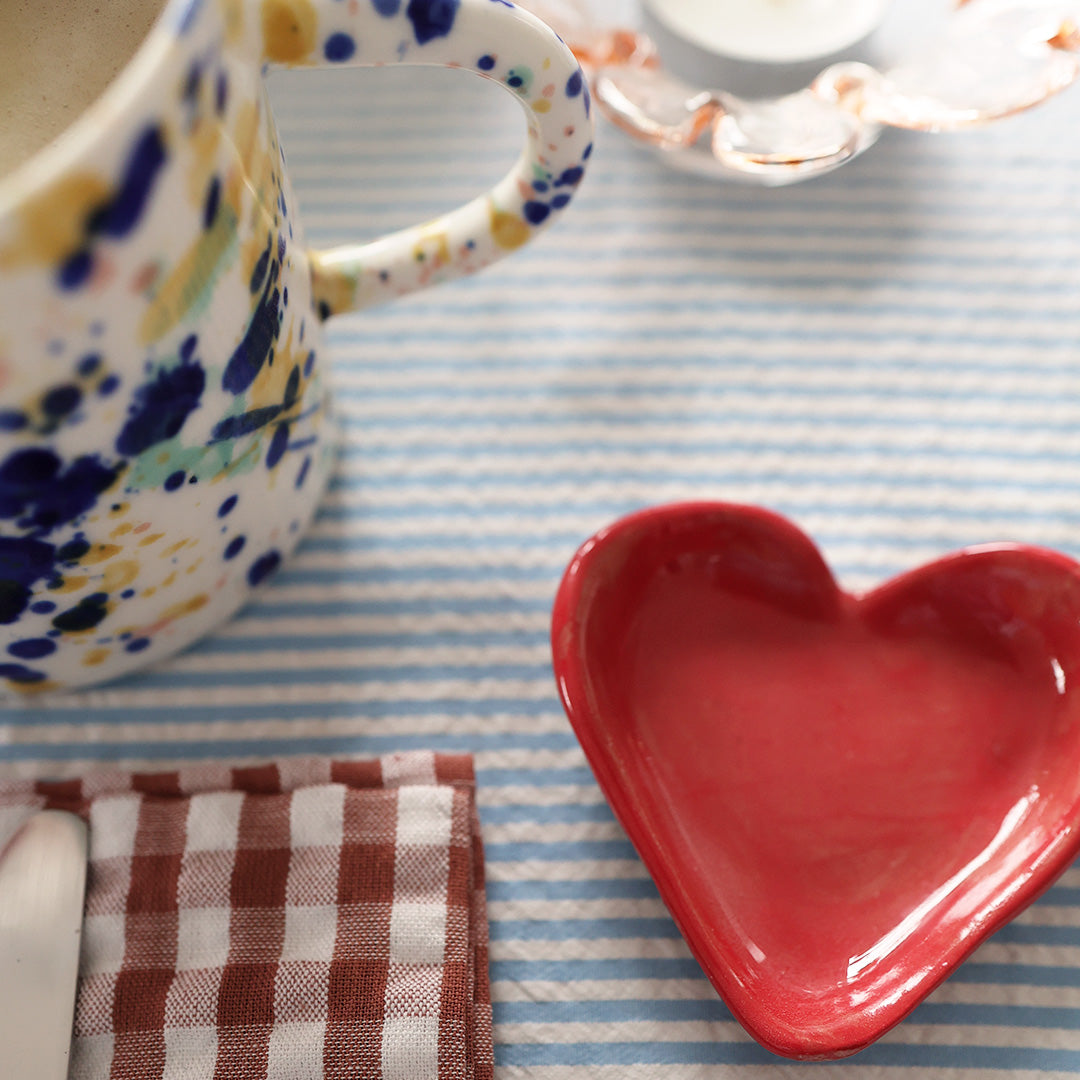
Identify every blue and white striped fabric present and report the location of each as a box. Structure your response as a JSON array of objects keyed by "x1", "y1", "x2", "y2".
[{"x1": 4, "y1": 19, "x2": 1080, "y2": 1076}]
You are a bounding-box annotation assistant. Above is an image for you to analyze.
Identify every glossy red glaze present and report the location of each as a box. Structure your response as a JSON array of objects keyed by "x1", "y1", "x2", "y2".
[{"x1": 551, "y1": 502, "x2": 1080, "y2": 1060}]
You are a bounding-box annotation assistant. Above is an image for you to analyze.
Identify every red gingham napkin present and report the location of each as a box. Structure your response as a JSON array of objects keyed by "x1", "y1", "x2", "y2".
[{"x1": 0, "y1": 752, "x2": 492, "y2": 1080}]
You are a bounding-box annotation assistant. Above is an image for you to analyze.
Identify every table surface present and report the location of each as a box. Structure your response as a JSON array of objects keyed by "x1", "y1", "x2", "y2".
[{"x1": 4, "y1": 8, "x2": 1080, "y2": 1076}]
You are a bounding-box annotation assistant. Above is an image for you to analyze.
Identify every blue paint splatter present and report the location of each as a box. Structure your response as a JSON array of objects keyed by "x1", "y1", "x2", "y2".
[
  {"x1": 0, "y1": 537, "x2": 56, "y2": 623},
  {"x1": 180, "y1": 334, "x2": 198, "y2": 361},
  {"x1": 551, "y1": 193, "x2": 571, "y2": 210},
  {"x1": 41, "y1": 384, "x2": 82, "y2": 418},
  {"x1": 203, "y1": 175, "x2": 221, "y2": 228},
  {"x1": 248, "y1": 550, "x2": 281, "y2": 586},
  {"x1": 477, "y1": 54, "x2": 495, "y2": 70},
  {"x1": 218, "y1": 494, "x2": 238, "y2": 518},
  {"x1": 121, "y1": 589, "x2": 135, "y2": 599},
  {"x1": 0, "y1": 450, "x2": 119, "y2": 534},
  {"x1": 303, "y1": 350, "x2": 316, "y2": 377},
  {"x1": 373, "y1": 0, "x2": 400, "y2": 12},
  {"x1": 176, "y1": 0, "x2": 202, "y2": 34},
  {"x1": 0, "y1": 663, "x2": 46, "y2": 684},
  {"x1": 296, "y1": 455, "x2": 311, "y2": 489},
  {"x1": 52, "y1": 593, "x2": 109, "y2": 632},
  {"x1": 30, "y1": 600, "x2": 56, "y2": 615},
  {"x1": 87, "y1": 126, "x2": 167, "y2": 239},
  {"x1": 8, "y1": 638, "x2": 57, "y2": 660},
  {"x1": 98, "y1": 375, "x2": 121, "y2": 397},
  {"x1": 125, "y1": 637, "x2": 151, "y2": 653},
  {"x1": 164, "y1": 470, "x2": 186, "y2": 491},
  {"x1": 266, "y1": 424, "x2": 289, "y2": 469},
  {"x1": 77, "y1": 353, "x2": 102, "y2": 377},
  {"x1": 211, "y1": 405, "x2": 282, "y2": 442},
  {"x1": 566, "y1": 69, "x2": 583, "y2": 97},
  {"x1": 115, "y1": 357, "x2": 205, "y2": 456},
  {"x1": 215, "y1": 70, "x2": 228, "y2": 114},
  {"x1": 250, "y1": 244, "x2": 270, "y2": 293},
  {"x1": 58, "y1": 250, "x2": 94, "y2": 290},
  {"x1": 223, "y1": 258, "x2": 280, "y2": 394},
  {"x1": 183, "y1": 61, "x2": 202, "y2": 105},
  {"x1": 224, "y1": 535, "x2": 246, "y2": 560},
  {"x1": 523, "y1": 201, "x2": 550, "y2": 225},
  {"x1": 554, "y1": 165, "x2": 584, "y2": 187},
  {"x1": 406, "y1": 0, "x2": 459, "y2": 44},
  {"x1": 283, "y1": 366, "x2": 300, "y2": 407},
  {"x1": 0, "y1": 411, "x2": 27, "y2": 432},
  {"x1": 325, "y1": 32, "x2": 356, "y2": 60},
  {"x1": 57, "y1": 535, "x2": 91, "y2": 563}
]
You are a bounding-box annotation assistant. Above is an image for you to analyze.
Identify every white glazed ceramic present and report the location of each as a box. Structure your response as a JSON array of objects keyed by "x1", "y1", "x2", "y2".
[{"x1": 0, "y1": 0, "x2": 593, "y2": 693}]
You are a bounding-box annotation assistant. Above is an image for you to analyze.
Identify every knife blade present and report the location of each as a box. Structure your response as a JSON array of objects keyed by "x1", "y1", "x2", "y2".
[{"x1": 0, "y1": 811, "x2": 88, "y2": 1080}]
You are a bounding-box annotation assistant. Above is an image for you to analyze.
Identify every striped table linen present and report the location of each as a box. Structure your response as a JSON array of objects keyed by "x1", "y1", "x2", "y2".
[{"x1": 3, "y1": 6, "x2": 1080, "y2": 1076}]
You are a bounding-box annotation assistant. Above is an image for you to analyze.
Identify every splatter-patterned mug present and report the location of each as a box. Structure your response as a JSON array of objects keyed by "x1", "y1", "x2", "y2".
[{"x1": 0, "y1": 0, "x2": 593, "y2": 693}]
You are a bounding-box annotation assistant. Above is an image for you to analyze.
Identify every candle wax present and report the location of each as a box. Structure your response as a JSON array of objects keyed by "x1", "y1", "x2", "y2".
[{"x1": 644, "y1": 0, "x2": 894, "y2": 64}]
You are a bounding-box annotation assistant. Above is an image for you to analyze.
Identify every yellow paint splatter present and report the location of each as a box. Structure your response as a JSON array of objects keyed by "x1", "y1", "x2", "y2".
[
  {"x1": 11, "y1": 679, "x2": 60, "y2": 695},
  {"x1": 227, "y1": 101, "x2": 279, "y2": 279},
  {"x1": 185, "y1": 558, "x2": 205, "y2": 575},
  {"x1": 261, "y1": 0, "x2": 317, "y2": 63},
  {"x1": 413, "y1": 226, "x2": 451, "y2": 268},
  {"x1": 110, "y1": 523, "x2": 134, "y2": 538},
  {"x1": 102, "y1": 560, "x2": 140, "y2": 591},
  {"x1": 0, "y1": 173, "x2": 109, "y2": 269},
  {"x1": 82, "y1": 543, "x2": 122, "y2": 566},
  {"x1": 138, "y1": 206, "x2": 238, "y2": 344},
  {"x1": 53, "y1": 575, "x2": 89, "y2": 594},
  {"x1": 162, "y1": 540, "x2": 190, "y2": 557},
  {"x1": 231, "y1": 103, "x2": 262, "y2": 197},
  {"x1": 490, "y1": 207, "x2": 531, "y2": 251},
  {"x1": 186, "y1": 113, "x2": 222, "y2": 209},
  {"x1": 310, "y1": 254, "x2": 357, "y2": 318},
  {"x1": 161, "y1": 571, "x2": 178, "y2": 588},
  {"x1": 532, "y1": 99, "x2": 552, "y2": 113},
  {"x1": 222, "y1": 0, "x2": 245, "y2": 42},
  {"x1": 138, "y1": 533, "x2": 165, "y2": 547},
  {"x1": 163, "y1": 593, "x2": 209, "y2": 621},
  {"x1": 82, "y1": 647, "x2": 111, "y2": 667}
]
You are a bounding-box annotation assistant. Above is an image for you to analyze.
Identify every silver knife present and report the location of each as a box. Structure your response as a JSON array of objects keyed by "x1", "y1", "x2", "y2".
[{"x1": 0, "y1": 811, "x2": 88, "y2": 1080}]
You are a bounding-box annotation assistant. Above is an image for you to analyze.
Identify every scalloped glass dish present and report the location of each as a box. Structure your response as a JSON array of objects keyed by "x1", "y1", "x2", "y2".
[{"x1": 516, "y1": 0, "x2": 1080, "y2": 184}]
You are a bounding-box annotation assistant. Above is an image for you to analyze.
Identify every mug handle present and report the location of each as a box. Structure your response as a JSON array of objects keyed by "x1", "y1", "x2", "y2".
[{"x1": 255, "y1": 0, "x2": 594, "y2": 317}]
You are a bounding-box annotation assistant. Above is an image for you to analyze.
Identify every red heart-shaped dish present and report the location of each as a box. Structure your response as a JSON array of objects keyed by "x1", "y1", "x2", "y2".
[{"x1": 551, "y1": 502, "x2": 1080, "y2": 1060}]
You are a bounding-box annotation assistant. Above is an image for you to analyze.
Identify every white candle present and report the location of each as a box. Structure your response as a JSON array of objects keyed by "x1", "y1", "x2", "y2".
[{"x1": 644, "y1": 0, "x2": 894, "y2": 64}]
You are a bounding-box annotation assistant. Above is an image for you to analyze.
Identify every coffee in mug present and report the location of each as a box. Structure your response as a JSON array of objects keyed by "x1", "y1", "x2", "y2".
[{"x1": 0, "y1": 0, "x2": 164, "y2": 173}]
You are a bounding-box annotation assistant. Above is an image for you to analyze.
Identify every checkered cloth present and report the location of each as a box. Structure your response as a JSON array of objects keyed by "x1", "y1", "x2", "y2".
[{"x1": 0, "y1": 752, "x2": 492, "y2": 1080}]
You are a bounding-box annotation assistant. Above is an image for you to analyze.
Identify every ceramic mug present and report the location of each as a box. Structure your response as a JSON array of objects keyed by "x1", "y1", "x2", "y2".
[{"x1": 0, "y1": 0, "x2": 593, "y2": 694}]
